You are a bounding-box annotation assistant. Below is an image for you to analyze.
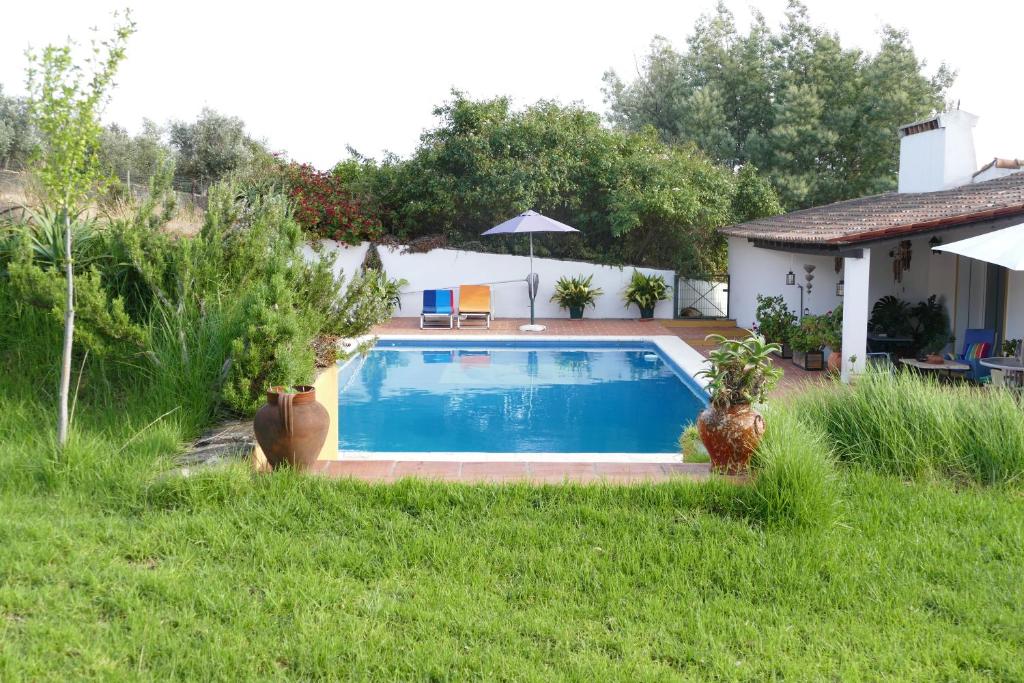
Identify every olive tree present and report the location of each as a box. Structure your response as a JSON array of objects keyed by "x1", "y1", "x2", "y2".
[{"x1": 25, "y1": 12, "x2": 135, "y2": 446}]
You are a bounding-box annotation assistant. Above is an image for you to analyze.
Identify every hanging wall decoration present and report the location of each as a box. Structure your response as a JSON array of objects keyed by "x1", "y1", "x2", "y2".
[
  {"x1": 889, "y1": 240, "x2": 913, "y2": 283},
  {"x1": 803, "y1": 264, "x2": 816, "y2": 295}
]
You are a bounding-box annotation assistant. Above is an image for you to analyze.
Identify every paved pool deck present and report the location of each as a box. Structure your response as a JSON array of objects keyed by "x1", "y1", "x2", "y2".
[{"x1": 311, "y1": 459, "x2": 717, "y2": 484}]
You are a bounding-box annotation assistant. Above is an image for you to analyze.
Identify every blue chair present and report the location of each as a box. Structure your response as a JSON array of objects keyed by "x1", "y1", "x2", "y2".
[
  {"x1": 947, "y1": 328, "x2": 995, "y2": 382},
  {"x1": 420, "y1": 289, "x2": 454, "y2": 329}
]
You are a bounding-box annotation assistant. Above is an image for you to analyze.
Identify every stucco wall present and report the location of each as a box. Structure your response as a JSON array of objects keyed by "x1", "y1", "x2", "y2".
[
  {"x1": 727, "y1": 236, "x2": 843, "y2": 328},
  {"x1": 305, "y1": 241, "x2": 676, "y2": 319}
]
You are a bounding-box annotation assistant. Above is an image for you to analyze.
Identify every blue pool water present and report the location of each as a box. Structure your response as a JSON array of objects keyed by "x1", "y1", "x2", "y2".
[{"x1": 338, "y1": 341, "x2": 707, "y2": 453}]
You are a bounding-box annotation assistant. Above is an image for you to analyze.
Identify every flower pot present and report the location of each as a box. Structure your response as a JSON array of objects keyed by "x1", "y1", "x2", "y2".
[
  {"x1": 697, "y1": 404, "x2": 766, "y2": 475},
  {"x1": 772, "y1": 343, "x2": 793, "y2": 359},
  {"x1": 792, "y1": 349, "x2": 824, "y2": 370},
  {"x1": 925, "y1": 354, "x2": 945, "y2": 365},
  {"x1": 253, "y1": 385, "x2": 329, "y2": 471},
  {"x1": 827, "y1": 348, "x2": 842, "y2": 374},
  {"x1": 568, "y1": 305, "x2": 584, "y2": 320},
  {"x1": 639, "y1": 306, "x2": 655, "y2": 319}
]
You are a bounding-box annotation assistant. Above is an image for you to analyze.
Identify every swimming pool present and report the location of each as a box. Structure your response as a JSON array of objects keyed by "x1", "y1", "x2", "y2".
[{"x1": 338, "y1": 338, "x2": 708, "y2": 456}]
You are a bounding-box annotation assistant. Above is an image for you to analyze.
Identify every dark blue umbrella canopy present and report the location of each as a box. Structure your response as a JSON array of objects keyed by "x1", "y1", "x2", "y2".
[{"x1": 481, "y1": 210, "x2": 579, "y2": 236}]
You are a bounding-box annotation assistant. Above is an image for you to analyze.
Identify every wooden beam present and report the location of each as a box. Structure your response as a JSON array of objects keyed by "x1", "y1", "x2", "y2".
[{"x1": 750, "y1": 239, "x2": 864, "y2": 259}]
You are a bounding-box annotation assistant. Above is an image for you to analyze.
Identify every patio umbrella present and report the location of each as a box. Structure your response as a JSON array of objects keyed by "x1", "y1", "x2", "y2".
[
  {"x1": 933, "y1": 220, "x2": 1024, "y2": 270},
  {"x1": 482, "y1": 210, "x2": 579, "y2": 332}
]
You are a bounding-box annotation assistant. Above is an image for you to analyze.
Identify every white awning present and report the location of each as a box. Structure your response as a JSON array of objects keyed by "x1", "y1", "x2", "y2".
[{"x1": 933, "y1": 221, "x2": 1024, "y2": 270}]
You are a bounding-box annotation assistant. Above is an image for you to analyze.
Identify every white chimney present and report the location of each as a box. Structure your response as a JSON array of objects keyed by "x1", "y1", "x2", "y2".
[{"x1": 897, "y1": 110, "x2": 978, "y2": 193}]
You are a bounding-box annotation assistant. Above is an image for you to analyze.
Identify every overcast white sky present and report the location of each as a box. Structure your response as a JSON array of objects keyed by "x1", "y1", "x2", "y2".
[{"x1": 2, "y1": 0, "x2": 1022, "y2": 170}]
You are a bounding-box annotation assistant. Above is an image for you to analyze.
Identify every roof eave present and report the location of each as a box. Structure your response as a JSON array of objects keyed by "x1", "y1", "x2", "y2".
[{"x1": 721, "y1": 203, "x2": 1024, "y2": 247}]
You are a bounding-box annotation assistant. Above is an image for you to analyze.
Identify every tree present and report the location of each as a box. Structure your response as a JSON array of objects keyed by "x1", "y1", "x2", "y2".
[
  {"x1": 0, "y1": 85, "x2": 35, "y2": 170},
  {"x1": 25, "y1": 11, "x2": 135, "y2": 446},
  {"x1": 99, "y1": 118, "x2": 168, "y2": 185},
  {"x1": 342, "y1": 92, "x2": 778, "y2": 273},
  {"x1": 168, "y1": 108, "x2": 266, "y2": 189},
  {"x1": 603, "y1": 0, "x2": 953, "y2": 210}
]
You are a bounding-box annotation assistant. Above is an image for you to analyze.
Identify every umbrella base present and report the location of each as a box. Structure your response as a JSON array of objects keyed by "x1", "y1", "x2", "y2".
[{"x1": 519, "y1": 324, "x2": 546, "y2": 332}]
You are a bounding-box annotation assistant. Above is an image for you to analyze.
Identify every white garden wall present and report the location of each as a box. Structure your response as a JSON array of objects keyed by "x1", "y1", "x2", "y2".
[{"x1": 304, "y1": 240, "x2": 676, "y2": 319}]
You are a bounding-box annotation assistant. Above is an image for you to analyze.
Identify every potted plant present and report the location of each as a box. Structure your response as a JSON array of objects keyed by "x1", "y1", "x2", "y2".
[
  {"x1": 253, "y1": 385, "x2": 330, "y2": 470},
  {"x1": 790, "y1": 315, "x2": 826, "y2": 370},
  {"x1": 822, "y1": 306, "x2": 843, "y2": 374},
  {"x1": 551, "y1": 274, "x2": 603, "y2": 319},
  {"x1": 695, "y1": 334, "x2": 782, "y2": 474},
  {"x1": 755, "y1": 294, "x2": 797, "y2": 358},
  {"x1": 624, "y1": 270, "x2": 670, "y2": 319},
  {"x1": 920, "y1": 336, "x2": 951, "y2": 364},
  {"x1": 910, "y1": 295, "x2": 951, "y2": 360}
]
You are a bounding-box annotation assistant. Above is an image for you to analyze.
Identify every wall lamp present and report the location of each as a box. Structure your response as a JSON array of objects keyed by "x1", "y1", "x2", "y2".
[{"x1": 785, "y1": 270, "x2": 804, "y2": 320}]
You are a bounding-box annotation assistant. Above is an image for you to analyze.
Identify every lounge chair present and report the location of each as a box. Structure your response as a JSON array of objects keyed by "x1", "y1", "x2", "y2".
[
  {"x1": 457, "y1": 285, "x2": 492, "y2": 329},
  {"x1": 420, "y1": 289, "x2": 454, "y2": 329},
  {"x1": 946, "y1": 328, "x2": 995, "y2": 382}
]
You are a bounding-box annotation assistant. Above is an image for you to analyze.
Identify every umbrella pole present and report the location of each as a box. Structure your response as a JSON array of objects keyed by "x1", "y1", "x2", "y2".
[{"x1": 529, "y1": 233, "x2": 535, "y2": 326}]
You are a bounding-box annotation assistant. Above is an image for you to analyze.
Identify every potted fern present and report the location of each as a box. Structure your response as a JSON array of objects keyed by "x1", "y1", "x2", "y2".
[
  {"x1": 623, "y1": 270, "x2": 670, "y2": 319},
  {"x1": 551, "y1": 274, "x2": 603, "y2": 319},
  {"x1": 696, "y1": 334, "x2": 782, "y2": 474}
]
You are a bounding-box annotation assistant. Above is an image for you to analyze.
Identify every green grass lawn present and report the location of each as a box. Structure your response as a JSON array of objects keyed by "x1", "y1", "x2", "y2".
[{"x1": 2, "y1": 385, "x2": 1022, "y2": 681}]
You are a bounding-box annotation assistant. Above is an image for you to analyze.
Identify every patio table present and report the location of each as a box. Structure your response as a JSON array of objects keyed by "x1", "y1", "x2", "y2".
[
  {"x1": 980, "y1": 357, "x2": 1024, "y2": 388},
  {"x1": 898, "y1": 358, "x2": 971, "y2": 381}
]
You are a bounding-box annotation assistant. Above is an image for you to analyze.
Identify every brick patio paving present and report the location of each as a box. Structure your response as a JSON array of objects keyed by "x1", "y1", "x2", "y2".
[
  {"x1": 319, "y1": 316, "x2": 823, "y2": 484},
  {"x1": 312, "y1": 459, "x2": 716, "y2": 484}
]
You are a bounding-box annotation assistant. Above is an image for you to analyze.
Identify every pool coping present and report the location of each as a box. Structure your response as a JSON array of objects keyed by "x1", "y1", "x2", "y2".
[{"x1": 335, "y1": 333, "x2": 711, "y2": 463}]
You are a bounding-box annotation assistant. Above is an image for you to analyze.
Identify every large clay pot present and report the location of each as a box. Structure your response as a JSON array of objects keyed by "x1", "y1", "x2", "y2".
[
  {"x1": 697, "y1": 404, "x2": 766, "y2": 475},
  {"x1": 253, "y1": 385, "x2": 329, "y2": 471},
  {"x1": 827, "y1": 348, "x2": 842, "y2": 374}
]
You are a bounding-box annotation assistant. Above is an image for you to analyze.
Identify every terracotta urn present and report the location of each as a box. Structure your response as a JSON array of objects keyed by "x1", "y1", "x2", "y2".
[
  {"x1": 827, "y1": 348, "x2": 842, "y2": 374},
  {"x1": 697, "y1": 404, "x2": 766, "y2": 475},
  {"x1": 253, "y1": 385, "x2": 329, "y2": 471}
]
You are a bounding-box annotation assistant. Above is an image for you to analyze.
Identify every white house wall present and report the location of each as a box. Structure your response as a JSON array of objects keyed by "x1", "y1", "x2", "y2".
[
  {"x1": 1005, "y1": 270, "x2": 1024, "y2": 341},
  {"x1": 306, "y1": 240, "x2": 675, "y2": 319},
  {"x1": 727, "y1": 236, "x2": 843, "y2": 328}
]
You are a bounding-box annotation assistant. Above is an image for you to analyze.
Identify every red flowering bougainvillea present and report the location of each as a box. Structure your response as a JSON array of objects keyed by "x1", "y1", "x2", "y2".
[{"x1": 284, "y1": 162, "x2": 382, "y2": 244}]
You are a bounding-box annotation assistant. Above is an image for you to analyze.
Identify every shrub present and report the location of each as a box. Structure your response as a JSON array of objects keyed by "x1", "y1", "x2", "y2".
[
  {"x1": 791, "y1": 369, "x2": 1024, "y2": 485},
  {"x1": 221, "y1": 275, "x2": 317, "y2": 414},
  {"x1": 0, "y1": 163, "x2": 401, "y2": 426},
  {"x1": 754, "y1": 294, "x2": 797, "y2": 345},
  {"x1": 283, "y1": 162, "x2": 382, "y2": 244}
]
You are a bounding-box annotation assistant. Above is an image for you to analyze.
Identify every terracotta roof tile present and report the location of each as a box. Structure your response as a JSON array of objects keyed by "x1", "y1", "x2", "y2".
[{"x1": 721, "y1": 172, "x2": 1024, "y2": 245}]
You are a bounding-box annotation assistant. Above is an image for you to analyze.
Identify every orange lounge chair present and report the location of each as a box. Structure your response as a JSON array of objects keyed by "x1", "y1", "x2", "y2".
[{"x1": 457, "y1": 285, "x2": 492, "y2": 329}]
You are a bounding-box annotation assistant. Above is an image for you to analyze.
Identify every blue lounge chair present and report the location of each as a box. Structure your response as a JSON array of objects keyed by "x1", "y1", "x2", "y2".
[
  {"x1": 947, "y1": 328, "x2": 995, "y2": 382},
  {"x1": 420, "y1": 289, "x2": 454, "y2": 329}
]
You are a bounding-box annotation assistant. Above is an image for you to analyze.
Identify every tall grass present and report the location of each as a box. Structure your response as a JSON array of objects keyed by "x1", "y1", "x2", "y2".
[
  {"x1": 790, "y1": 369, "x2": 1024, "y2": 485},
  {"x1": 750, "y1": 407, "x2": 840, "y2": 528}
]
